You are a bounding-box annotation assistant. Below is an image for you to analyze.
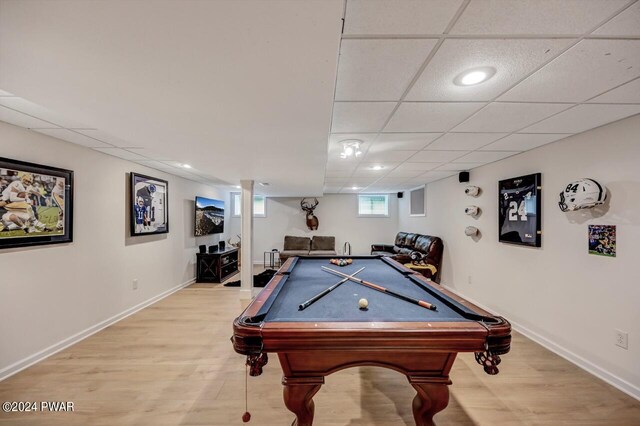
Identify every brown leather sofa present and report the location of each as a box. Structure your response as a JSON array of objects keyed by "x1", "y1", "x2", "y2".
[
  {"x1": 371, "y1": 232, "x2": 443, "y2": 281},
  {"x1": 280, "y1": 235, "x2": 337, "y2": 263}
]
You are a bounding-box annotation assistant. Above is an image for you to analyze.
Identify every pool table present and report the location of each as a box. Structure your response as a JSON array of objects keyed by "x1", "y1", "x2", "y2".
[{"x1": 232, "y1": 256, "x2": 511, "y2": 426}]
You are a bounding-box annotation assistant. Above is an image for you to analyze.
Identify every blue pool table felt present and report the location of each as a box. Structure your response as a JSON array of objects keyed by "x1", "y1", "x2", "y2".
[{"x1": 263, "y1": 257, "x2": 476, "y2": 323}]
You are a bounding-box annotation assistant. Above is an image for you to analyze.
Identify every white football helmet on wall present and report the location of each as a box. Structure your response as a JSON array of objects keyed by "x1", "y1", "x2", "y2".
[
  {"x1": 558, "y1": 178, "x2": 607, "y2": 212},
  {"x1": 464, "y1": 206, "x2": 479, "y2": 216},
  {"x1": 464, "y1": 186, "x2": 480, "y2": 197}
]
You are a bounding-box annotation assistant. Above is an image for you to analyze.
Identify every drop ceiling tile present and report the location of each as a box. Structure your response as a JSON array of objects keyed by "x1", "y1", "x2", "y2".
[
  {"x1": 93, "y1": 148, "x2": 148, "y2": 161},
  {"x1": 0, "y1": 97, "x2": 90, "y2": 128},
  {"x1": 351, "y1": 168, "x2": 386, "y2": 178},
  {"x1": 385, "y1": 102, "x2": 485, "y2": 132},
  {"x1": 425, "y1": 132, "x2": 508, "y2": 150},
  {"x1": 343, "y1": 0, "x2": 463, "y2": 35},
  {"x1": 375, "y1": 177, "x2": 410, "y2": 185},
  {"x1": 331, "y1": 102, "x2": 396, "y2": 133},
  {"x1": 453, "y1": 151, "x2": 520, "y2": 163},
  {"x1": 587, "y1": 78, "x2": 640, "y2": 103},
  {"x1": 452, "y1": 102, "x2": 572, "y2": 133},
  {"x1": 406, "y1": 39, "x2": 572, "y2": 102},
  {"x1": 347, "y1": 178, "x2": 378, "y2": 186},
  {"x1": 419, "y1": 170, "x2": 458, "y2": 183},
  {"x1": 0, "y1": 106, "x2": 59, "y2": 129},
  {"x1": 336, "y1": 39, "x2": 437, "y2": 101},
  {"x1": 480, "y1": 133, "x2": 568, "y2": 151},
  {"x1": 33, "y1": 129, "x2": 112, "y2": 148},
  {"x1": 411, "y1": 150, "x2": 468, "y2": 162},
  {"x1": 326, "y1": 162, "x2": 357, "y2": 171},
  {"x1": 394, "y1": 162, "x2": 442, "y2": 172},
  {"x1": 363, "y1": 150, "x2": 417, "y2": 163},
  {"x1": 0, "y1": 90, "x2": 14, "y2": 96},
  {"x1": 593, "y1": 2, "x2": 640, "y2": 36},
  {"x1": 520, "y1": 104, "x2": 640, "y2": 133},
  {"x1": 135, "y1": 160, "x2": 178, "y2": 174},
  {"x1": 74, "y1": 129, "x2": 139, "y2": 148},
  {"x1": 375, "y1": 133, "x2": 442, "y2": 150},
  {"x1": 436, "y1": 162, "x2": 485, "y2": 171},
  {"x1": 499, "y1": 40, "x2": 640, "y2": 103},
  {"x1": 384, "y1": 168, "x2": 425, "y2": 178},
  {"x1": 452, "y1": 0, "x2": 627, "y2": 34}
]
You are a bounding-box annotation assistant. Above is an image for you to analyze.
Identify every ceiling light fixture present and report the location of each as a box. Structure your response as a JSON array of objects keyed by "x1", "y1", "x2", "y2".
[
  {"x1": 351, "y1": 186, "x2": 359, "y2": 190},
  {"x1": 182, "y1": 164, "x2": 192, "y2": 169},
  {"x1": 340, "y1": 139, "x2": 363, "y2": 159},
  {"x1": 371, "y1": 165, "x2": 384, "y2": 171},
  {"x1": 259, "y1": 182, "x2": 270, "y2": 186},
  {"x1": 454, "y1": 67, "x2": 496, "y2": 86}
]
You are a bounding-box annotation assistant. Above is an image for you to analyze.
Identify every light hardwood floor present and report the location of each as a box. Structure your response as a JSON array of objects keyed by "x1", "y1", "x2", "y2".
[{"x1": 1, "y1": 268, "x2": 638, "y2": 425}]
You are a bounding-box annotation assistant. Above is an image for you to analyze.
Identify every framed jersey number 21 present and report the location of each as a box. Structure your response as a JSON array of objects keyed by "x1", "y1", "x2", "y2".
[{"x1": 498, "y1": 173, "x2": 541, "y2": 247}]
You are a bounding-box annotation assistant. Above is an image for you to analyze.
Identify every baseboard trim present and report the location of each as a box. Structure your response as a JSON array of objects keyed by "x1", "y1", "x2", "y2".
[
  {"x1": 0, "y1": 277, "x2": 195, "y2": 382},
  {"x1": 440, "y1": 283, "x2": 640, "y2": 401}
]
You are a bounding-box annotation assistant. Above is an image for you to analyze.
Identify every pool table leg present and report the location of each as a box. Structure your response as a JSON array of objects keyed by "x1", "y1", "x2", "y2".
[
  {"x1": 282, "y1": 376, "x2": 324, "y2": 426},
  {"x1": 410, "y1": 378, "x2": 450, "y2": 426}
]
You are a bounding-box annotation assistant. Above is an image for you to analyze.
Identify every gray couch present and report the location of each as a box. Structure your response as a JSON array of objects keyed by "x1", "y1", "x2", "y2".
[{"x1": 280, "y1": 235, "x2": 337, "y2": 262}]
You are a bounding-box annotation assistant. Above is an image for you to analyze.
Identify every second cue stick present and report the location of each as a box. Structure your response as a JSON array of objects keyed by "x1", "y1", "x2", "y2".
[
  {"x1": 299, "y1": 267, "x2": 365, "y2": 310},
  {"x1": 321, "y1": 266, "x2": 437, "y2": 311}
]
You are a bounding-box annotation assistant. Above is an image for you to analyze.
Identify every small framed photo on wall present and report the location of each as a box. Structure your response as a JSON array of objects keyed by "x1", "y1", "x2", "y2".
[
  {"x1": 130, "y1": 172, "x2": 169, "y2": 236},
  {"x1": 498, "y1": 173, "x2": 542, "y2": 247},
  {"x1": 588, "y1": 225, "x2": 616, "y2": 257},
  {"x1": 0, "y1": 157, "x2": 74, "y2": 249}
]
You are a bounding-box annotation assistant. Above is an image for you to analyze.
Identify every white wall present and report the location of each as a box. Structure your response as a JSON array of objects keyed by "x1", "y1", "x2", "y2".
[
  {"x1": 398, "y1": 115, "x2": 640, "y2": 398},
  {"x1": 228, "y1": 194, "x2": 399, "y2": 263},
  {"x1": 0, "y1": 121, "x2": 230, "y2": 378}
]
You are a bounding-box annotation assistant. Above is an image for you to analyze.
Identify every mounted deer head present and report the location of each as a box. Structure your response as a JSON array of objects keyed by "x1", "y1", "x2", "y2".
[{"x1": 300, "y1": 198, "x2": 319, "y2": 230}]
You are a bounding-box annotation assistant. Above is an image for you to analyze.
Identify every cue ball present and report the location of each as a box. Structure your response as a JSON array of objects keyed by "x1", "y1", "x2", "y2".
[{"x1": 358, "y1": 298, "x2": 369, "y2": 309}]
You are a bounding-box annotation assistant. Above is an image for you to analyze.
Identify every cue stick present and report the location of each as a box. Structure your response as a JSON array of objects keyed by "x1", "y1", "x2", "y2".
[
  {"x1": 298, "y1": 267, "x2": 365, "y2": 311},
  {"x1": 321, "y1": 266, "x2": 437, "y2": 311}
]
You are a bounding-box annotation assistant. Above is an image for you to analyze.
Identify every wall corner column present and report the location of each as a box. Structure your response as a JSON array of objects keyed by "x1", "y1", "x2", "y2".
[{"x1": 239, "y1": 180, "x2": 254, "y2": 300}]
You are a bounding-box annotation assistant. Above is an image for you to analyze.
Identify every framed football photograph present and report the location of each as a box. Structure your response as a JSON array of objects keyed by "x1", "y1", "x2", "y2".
[
  {"x1": 498, "y1": 173, "x2": 542, "y2": 247},
  {"x1": 130, "y1": 172, "x2": 169, "y2": 236},
  {"x1": 0, "y1": 157, "x2": 74, "y2": 249}
]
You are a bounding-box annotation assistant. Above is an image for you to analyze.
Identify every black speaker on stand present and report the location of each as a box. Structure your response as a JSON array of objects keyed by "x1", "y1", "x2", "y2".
[
  {"x1": 218, "y1": 241, "x2": 226, "y2": 251},
  {"x1": 198, "y1": 245, "x2": 206, "y2": 254}
]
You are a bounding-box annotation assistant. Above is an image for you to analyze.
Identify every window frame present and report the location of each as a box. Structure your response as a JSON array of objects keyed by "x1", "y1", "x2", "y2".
[
  {"x1": 231, "y1": 192, "x2": 267, "y2": 218},
  {"x1": 357, "y1": 194, "x2": 390, "y2": 218}
]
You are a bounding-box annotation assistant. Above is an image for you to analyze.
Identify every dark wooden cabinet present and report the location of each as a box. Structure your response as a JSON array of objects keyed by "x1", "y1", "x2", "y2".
[{"x1": 196, "y1": 248, "x2": 239, "y2": 283}]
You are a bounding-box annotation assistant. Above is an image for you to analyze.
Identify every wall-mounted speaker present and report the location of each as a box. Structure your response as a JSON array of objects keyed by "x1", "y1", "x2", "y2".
[
  {"x1": 459, "y1": 171, "x2": 470, "y2": 183},
  {"x1": 397, "y1": 192, "x2": 404, "y2": 199},
  {"x1": 198, "y1": 245, "x2": 206, "y2": 254}
]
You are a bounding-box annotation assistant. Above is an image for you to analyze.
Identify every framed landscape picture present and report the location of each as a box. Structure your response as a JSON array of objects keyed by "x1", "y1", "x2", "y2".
[
  {"x1": 130, "y1": 172, "x2": 169, "y2": 236},
  {"x1": 498, "y1": 173, "x2": 542, "y2": 247},
  {"x1": 0, "y1": 157, "x2": 74, "y2": 249}
]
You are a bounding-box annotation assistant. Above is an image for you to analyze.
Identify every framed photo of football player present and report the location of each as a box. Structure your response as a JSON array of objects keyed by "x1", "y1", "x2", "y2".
[
  {"x1": 0, "y1": 157, "x2": 74, "y2": 249},
  {"x1": 498, "y1": 173, "x2": 542, "y2": 247},
  {"x1": 130, "y1": 172, "x2": 169, "y2": 236}
]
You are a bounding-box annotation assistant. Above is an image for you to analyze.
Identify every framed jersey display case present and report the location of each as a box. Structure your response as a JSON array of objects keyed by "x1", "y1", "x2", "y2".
[
  {"x1": 498, "y1": 173, "x2": 541, "y2": 247},
  {"x1": 130, "y1": 172, "x2": 169, "y2": 236}
]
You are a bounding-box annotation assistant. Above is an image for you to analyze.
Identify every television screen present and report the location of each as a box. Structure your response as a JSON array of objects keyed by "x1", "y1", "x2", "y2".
[{"x1": 195, "y1": 196, "x2": 224, "y2": 236}]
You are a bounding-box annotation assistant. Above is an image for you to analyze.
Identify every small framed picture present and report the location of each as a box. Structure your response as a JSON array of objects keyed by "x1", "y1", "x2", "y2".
[
  {"x1": 588, "y1": 225, "x2": 616, "y2": 257},
  {"x1": 498, "y1": 173, "x2": 542, "y2": 247},
  {"x1": 0, "y1": 157, "x2": 74, "y2": 249},
  {"x1": 130, "y1": 172, "x2": 169, "y2": 236}
]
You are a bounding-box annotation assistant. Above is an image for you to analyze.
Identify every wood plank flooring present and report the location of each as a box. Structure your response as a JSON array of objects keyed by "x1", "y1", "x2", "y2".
[{"x1": 1, "y1": 269, "x2": 638, "y2": 425}]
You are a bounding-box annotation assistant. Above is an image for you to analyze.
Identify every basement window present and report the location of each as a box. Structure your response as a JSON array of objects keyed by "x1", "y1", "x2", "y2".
[
  {"x1": 232, "y1": 193, "x2": 266, "y2": 217},
  {"x1": 358, "y1": 194, "x2": 389, "y2": 217}
]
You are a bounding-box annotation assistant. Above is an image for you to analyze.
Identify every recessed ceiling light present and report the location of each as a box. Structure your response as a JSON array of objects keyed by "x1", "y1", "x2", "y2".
[
  {"x1": 182, "y1": 164, "x2": 192, "y2": 169},
  {"x1": 235, "y1": 185, "x2": 241, "y2": 189},
  {"x1": 259, "y1": 182, "x2": 270, "y2": 186},
  {"x1": 370, "y1": 165, "x2": 384, "y2": 171},
  {"x1": 351, "y1": 186, "x2": 359, "y2": 190},
  {"x1": 454, "y1": 67, "x2": 496, "y2": 86}
]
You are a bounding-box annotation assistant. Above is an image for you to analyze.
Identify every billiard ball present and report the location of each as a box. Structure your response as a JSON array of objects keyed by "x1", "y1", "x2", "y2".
[{"x1": 358, "y1": 298, "x2": 368, "y2": 309}]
